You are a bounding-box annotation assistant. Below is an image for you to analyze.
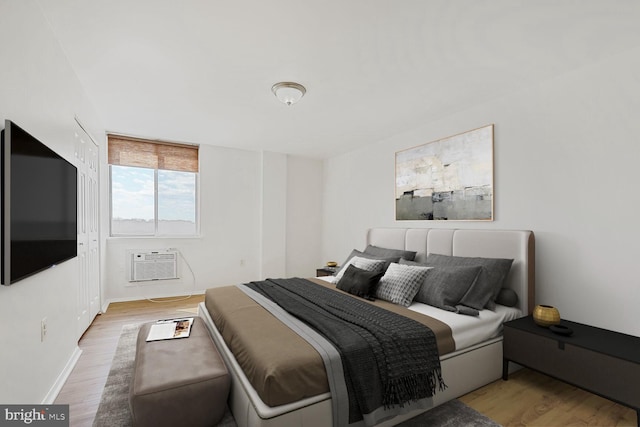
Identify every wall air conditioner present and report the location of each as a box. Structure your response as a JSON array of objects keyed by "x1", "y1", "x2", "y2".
[{"x1": 130, "y1": 250, "x2": 178, "y2": 282}]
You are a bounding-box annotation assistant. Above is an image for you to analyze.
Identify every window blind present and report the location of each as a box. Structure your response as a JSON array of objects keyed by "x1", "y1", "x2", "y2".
[{"x1": 107, "y1": 134, "x2": 199, "y2": 172}]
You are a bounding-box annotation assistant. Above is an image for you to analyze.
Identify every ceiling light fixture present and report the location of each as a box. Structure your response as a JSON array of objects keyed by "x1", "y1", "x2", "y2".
[{"x1": 271, "y1": 82, "x2": 306, "y2": 106}]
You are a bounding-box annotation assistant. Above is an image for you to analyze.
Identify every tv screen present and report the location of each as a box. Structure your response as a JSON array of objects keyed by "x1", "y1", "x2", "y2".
[{"x1": 2, "y1": 120, "x2": 77, "y2": 285}]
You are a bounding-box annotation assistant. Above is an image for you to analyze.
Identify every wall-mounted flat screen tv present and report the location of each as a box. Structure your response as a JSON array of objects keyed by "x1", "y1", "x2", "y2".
[{"x1": 2, "y1": 120, "x2": 77, "y2": 285}]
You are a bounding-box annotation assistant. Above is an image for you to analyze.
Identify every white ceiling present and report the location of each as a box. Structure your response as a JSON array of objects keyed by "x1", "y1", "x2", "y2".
[{"x1": 38, "y1": 1, "x2": 640, "y2": 158}]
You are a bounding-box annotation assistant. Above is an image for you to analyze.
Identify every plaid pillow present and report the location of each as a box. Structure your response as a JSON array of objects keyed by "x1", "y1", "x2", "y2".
[
  {"x1": 333, "y1": 256, "x2": 387, "y2": 283},
  {"x1": 375, "y1": 263, "x2": 431, "y2": 307}
]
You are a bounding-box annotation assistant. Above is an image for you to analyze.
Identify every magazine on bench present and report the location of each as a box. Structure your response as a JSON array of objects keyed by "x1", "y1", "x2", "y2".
[{"x1": 146, "y1": 317, "x2": 194, "y2": 342}]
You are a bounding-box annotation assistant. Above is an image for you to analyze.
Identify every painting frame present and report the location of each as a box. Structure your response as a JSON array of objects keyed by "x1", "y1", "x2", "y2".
[{"x1": 395, "y1": 124, "x2": 494, "y2": 221}]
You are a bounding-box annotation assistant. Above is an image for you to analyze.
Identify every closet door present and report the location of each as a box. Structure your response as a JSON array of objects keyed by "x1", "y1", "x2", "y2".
[
  {"x1": 74, "y1": 122, "x2": 100, "y2": 340},
  {"x1": 86, "y1": 138, "x2": 100, "y2": 320}
]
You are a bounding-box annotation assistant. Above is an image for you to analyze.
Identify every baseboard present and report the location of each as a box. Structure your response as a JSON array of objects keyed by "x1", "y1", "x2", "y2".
[
  {"x1": 101, "y1": 300, "x2": 110, "y2": 314},
  {"x1": 42, "y1": 346, "x2": 83, "y2": 404},
  {"x1": 102, "y1": 289, "x2": 206, "y2": 309}
]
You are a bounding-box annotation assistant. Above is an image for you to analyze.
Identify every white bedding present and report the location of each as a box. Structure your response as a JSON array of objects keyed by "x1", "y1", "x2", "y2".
[
  {"x1": 407, "y1": 302, "x2": 521, "y2": 350},
  {"x1": 317, "y1": 275, "x2": 521, "y2": 353}
]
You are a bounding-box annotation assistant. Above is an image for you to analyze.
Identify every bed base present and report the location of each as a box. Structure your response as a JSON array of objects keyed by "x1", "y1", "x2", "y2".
[{"x1": 199, "y1": 302, "x2": 506, "y2": 427}]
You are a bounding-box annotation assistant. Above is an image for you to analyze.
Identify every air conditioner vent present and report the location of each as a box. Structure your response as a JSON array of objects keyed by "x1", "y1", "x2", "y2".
[{"x1": 130, "y1": 251, "x2": 178, "y2": 282}]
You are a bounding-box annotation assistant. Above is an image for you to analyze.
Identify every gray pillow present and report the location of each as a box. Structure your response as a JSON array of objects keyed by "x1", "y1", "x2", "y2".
[
  {"x1": 364, "y1": 245, "x2": 417, "y2": 261},
  {"x1": 375, "y1": 263, "x2": 430, "y2": 307},
  {"x1": 426, "y1": 253, "x2": 513, "y2": 310},
  {"x1": 414, "y1": 265, "x2": 482, "y2": 314},
  {"x1": 335, "y1": 249, "x2": 399, "y2": 279},
  {"x1": 336, "y1": 265, "x2": 383, "y2": 299},
  {"x1": 496, "y1": 288, "x2": 518, "y2": 307},
  {"x1": 399, "y1": 259, "x2": 482, "y2": 315}
]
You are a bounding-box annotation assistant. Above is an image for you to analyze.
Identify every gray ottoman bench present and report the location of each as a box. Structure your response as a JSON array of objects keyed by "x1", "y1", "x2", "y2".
[{"x1": 129, "y1": 317, "x2": 230, "y2": 427}]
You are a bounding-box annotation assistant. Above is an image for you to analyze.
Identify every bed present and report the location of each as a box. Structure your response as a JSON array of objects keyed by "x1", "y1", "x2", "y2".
[{"x1": 198, "y1": 228, "x2": 535, "y2": 426}]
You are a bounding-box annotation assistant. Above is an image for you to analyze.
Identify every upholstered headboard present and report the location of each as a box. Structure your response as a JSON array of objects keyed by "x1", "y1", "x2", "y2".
[{"x1": 366, "y1": 228, "x2": 535, "y2": 314}]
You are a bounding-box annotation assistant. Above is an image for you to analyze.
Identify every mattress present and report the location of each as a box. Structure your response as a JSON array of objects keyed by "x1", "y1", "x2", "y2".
[{"x1": 408, "y1": 302, "x2": 521, "y2": 349}]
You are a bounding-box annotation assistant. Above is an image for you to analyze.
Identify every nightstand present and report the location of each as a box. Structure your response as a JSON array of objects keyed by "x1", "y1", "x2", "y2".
[
  {"x1": 503, "y1": 315, "x2": 640, "y2": 425},
  {"x1": 316, "y1": 267, "x2": 338, "y2": 277}
]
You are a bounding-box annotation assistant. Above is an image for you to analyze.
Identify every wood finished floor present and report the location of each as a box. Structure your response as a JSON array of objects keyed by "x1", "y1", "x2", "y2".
[
  {"x1": 55, "y1": 297, "x2": 637, "y2": 427},
  {"x1": 460, "y1": 369, "x2": 637, "y2": 427}
]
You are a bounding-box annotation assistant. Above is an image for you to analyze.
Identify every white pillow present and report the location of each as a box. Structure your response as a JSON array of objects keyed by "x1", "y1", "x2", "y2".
[
  {"x1": 332, "y1": 256, "x2": 387, "y2": 283},
  {"x1": 375, "y1": 263, "x2": 431, "y2": 306}
]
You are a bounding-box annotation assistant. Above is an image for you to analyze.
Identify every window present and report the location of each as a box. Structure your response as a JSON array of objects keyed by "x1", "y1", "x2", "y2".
[{"x1": 108, "y1": 135, "x2": 199, "y2": 236}]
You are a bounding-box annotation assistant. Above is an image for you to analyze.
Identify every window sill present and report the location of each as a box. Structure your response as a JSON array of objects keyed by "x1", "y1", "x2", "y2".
[{"x1": 107, "y1": 234, "x2": 203, "y2": 240}]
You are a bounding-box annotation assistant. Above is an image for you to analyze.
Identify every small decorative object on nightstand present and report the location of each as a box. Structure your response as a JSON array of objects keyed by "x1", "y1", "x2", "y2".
[
  {"x1": 549, "y1": 324, "x2": 573, "y2": 336},
  {"x1": 532, "y1": 304, "x2": 561, "y2": 327}
]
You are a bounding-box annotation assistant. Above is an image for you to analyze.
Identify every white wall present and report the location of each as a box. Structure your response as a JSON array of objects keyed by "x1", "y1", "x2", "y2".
[
  {"x1": 103, "y1": 149, "x2": 324, "y2": 301},
  {"x1": 0, "y1": 1, "x2": 104, "y2": 403},
  {"x1": 322, "y1": 46, "x2": 640, "y2": 337},
  {"x1": 286, "y1": 156, "x2": 324, "y2": 278},
  {"x1": 260, "y1": 151, "x2": 287, "y2": 279},
  {"x1": 104, "y1": 146, "x2": 262, "y2": 300}
]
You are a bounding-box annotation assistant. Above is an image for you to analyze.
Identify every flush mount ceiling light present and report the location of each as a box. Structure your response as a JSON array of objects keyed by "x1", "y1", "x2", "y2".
[{"x1": 271, "y1": 82, "x2": 306, "y2": 106}]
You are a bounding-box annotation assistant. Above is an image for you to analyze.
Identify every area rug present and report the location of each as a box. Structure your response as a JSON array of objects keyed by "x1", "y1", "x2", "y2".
[
  {"x1": 397, "y1": 399, "x2": 501, "y2": 426},
  {"x1": 94, "y1": 324, "x2": 499, "y2": 427},
  {"x1": 92, "y1": 323, "x2": 236, "y2": 427}
]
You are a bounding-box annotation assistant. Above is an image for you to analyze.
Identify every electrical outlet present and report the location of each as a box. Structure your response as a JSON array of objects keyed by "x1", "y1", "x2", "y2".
[{"x1": 41, "y1": 318, "x2": 47, "y2": 342}]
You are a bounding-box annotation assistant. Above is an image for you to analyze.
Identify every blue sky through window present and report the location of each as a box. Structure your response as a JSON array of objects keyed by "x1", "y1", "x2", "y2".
[
  {"x1": 111, "y1": 166, "x2": 154, "y2": 220},
  {"x1": 158, "y1": 170, "x2": 196, "y2": 222},
  {"x1": 111, "y1": 166, "x2": 196, "y2": 223}
]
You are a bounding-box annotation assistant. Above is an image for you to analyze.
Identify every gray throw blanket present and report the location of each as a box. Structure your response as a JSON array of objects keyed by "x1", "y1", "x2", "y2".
[{"x1": 245, "y1": 278, "x2": 445, "y2": 424}]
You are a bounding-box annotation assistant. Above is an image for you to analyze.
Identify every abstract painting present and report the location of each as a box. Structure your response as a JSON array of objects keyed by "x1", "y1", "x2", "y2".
[{"x1": 395, "y1": 125, "x2": 494, "y2": 221}]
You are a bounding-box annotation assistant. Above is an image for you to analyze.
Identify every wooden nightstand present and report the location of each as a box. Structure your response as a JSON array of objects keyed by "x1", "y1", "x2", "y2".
[
  {"x1": 316, "y1": 267, "x2": 338, "y2": 277},
  {"x1": 503, "y1": 315, "x2": 640, "y2": 425}
]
